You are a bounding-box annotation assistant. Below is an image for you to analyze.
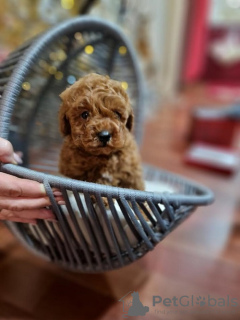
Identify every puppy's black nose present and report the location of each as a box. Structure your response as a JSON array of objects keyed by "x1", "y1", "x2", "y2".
[{"x1": 98, "y1": 130, "x2": 111, "y2": 144}]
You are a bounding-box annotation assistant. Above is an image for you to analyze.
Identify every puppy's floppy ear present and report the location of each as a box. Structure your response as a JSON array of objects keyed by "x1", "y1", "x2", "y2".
[
  {"x1": 59, "y1": 89, "x2": 71, "y2": 136},
  {"x1": 126, "y1": 110, "x2": 134, "y2": 132},
  {"x1": 59, "y1": 86, "x2": 71, "y2": 101}
]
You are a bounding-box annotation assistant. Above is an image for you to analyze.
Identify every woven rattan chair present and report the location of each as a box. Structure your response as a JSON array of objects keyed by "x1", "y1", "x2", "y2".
[{"x1": 0, "y1": 17, "x2": 214, "y2": 272}]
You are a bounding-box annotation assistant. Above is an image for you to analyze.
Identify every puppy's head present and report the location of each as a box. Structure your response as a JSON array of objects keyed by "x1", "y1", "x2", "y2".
[{"x1": 59, "y1": 73, "x2": 134, "y2": 156}]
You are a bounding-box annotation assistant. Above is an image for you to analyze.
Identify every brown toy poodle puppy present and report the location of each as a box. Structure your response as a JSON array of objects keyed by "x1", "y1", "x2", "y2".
[{"x1": 58, "y1": 73, "x2": 144, "y2": 191}]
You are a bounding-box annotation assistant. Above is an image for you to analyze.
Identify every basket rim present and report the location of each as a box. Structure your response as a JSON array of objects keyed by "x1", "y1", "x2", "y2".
[{"x1": 1, "y1": 163, "x2": 214, "y2": 206}]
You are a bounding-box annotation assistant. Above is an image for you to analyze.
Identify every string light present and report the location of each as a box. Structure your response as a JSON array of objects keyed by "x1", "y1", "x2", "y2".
[
  {"x1": 48, "y1": 66, "x2": 57, "y2": 74},
  {"x1": 61, "y1": 0, "x2": 74, "y2": 10},
  {"x1": 74, "y1": 32, "x2": 85, "y2": 45},
  {"x1": 22, "y1": 82, "x2": 31, "y2": 91},
  {"x1": 39, "y1": 60, "x2": 48, "y2": 69},
  {"x1": 75, "y1": 32, "x2": 82, "y2": 40},
  {"x1": 121, "y1": 81, "x2": 128, "y2": 90},
  {"x1": 49, "y1": 52, "x2": 58, "y2": 60},
  {"x1": 85, "y1": 45, "x2": 94, "y2": 55},
  {"x1": 67, "y1": 75, "x2": 76, "y2": 84},
  {"x1": 55, "y1": 71, "x2": 63, "y2": 80},
  {"x1": 57, "y1": 50, "x2": 67, "y2": 61},
  {"x1": 119, "y1": 46, "x2": 127, "y2": 55},
  {"x1": 77, "y1": 62, "x2": 88, "y2": 71}
]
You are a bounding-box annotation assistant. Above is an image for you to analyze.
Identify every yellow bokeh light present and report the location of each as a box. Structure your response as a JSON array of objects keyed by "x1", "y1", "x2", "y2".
[
  {"x1": 121, "y1": 81, "x2": 128, "y2": 90},
  {"x1": 39, "y1": 60, "x2": 48, "y2": 68},
  {"x1": 119, "y1": 46, "x2": 127, "y2": 55},
  {"x1": 49, "y1": 52, "x2": 58, "y2": 60},
  {"x1": 55, "y1": 71, "x2": 63, "y2": 80},
  {"x1": 75, "y1": 32, "x2": 82, "y2": 40},
  {"x1": 77, "y1": 60, "x2": 89, "y2": 71},
  {"x1": 57, "y1": 50, "x2": 67, "y2": 61},
  {"x1": 48, "y1": 66, "x2": 57, "y2": 74},
  {"x1": 61, "y1": 0, "x2": 74, "y2": 10},
  {"x1": 74, "y1": 32, "x2": 85, "y2": 45},
  {"x1": 85, "y1": 45, "x2": 94, "y2": 55},
  {"x1": 22, "y1": 82, "x2": 31, "y2": 91}
]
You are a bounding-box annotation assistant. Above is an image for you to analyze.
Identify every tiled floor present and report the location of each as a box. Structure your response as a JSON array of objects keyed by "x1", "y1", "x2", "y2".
[{"x1": 1, "y1": 85, "x2": 240, "y2": 319}]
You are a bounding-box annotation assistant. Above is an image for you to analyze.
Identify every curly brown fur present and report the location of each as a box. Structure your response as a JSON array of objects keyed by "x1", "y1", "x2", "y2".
[{"x1": 58, "y1": 73, "x2": 144, "y2": 191}]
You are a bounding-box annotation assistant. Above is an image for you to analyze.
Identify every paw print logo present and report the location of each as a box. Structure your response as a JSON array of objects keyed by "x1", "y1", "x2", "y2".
[{"x1": 196, "y1": 296, "x2": 206, "y2": 306}]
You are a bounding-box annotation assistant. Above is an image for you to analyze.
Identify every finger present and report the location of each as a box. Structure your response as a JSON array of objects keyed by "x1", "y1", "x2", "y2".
[
  {"x1": 0, "y1": 173, "x2": 63, "y2": 199},
  {"x1": 13, "y1": 152, "x2": 23, "y2": 164},
  {"x1": 0, "y1": 196, "x2": 65, "y2": 210},
  {"x1": 0, "y1": 208, "x2": 56, "y2": 220},
  {"x1": 0, "y1": 196, "x2": 52, "y2": 211},
  {"x1": 0, "y1": 215, "x2": 37, "y2": 224},
  {"x1": 15, "y1": 151, "x2": 23, "y2": 159},
  {"x1": 0, "y1": 138, "x2": 17, "y2": 164},
  {"x1": 55, "y1": 196, "x2": 65, "y2": 202},
  {"x1": 53, "y1": 191, "x2": 63, "y2": 196},
  {"x1": 0, "y1": 173, "x2": 47, "y2": 197}
]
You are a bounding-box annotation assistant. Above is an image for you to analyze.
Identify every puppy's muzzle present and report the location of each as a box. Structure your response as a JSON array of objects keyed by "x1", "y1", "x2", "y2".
[{"x1": 98, "y1": 130, "x2": 111, "y2": 145}]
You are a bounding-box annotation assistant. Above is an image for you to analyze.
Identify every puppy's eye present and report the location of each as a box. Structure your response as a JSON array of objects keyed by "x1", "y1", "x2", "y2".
[
  {"x1": 114, "y1": 111, "x2": 122, "y2": 119},
  {"x1": 81, "y1": 111, "x2": 89, "y2": 119}
]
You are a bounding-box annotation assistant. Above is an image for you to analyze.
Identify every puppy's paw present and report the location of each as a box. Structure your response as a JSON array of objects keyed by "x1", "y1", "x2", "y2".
[
  {"x1": 101, "y1": 197, "x2": 109, "y2": 208},
  {"x1": 90, "y1": 195, "x2": 109, "y2": 209}
]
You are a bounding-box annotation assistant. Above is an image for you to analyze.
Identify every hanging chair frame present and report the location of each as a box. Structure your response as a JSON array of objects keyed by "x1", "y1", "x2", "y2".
[{"x1": 0, "y1": 17, "x2": 214, "y2": 272}]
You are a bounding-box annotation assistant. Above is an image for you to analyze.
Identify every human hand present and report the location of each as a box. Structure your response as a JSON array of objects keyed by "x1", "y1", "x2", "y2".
[{"x1": 0, "y1": 138, "x2": 62, "y2": 224}]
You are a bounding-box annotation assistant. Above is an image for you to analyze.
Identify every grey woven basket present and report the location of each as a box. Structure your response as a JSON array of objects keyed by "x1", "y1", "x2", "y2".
[{"x1": 0, "y1": 17, "x2": 214, "y2": 272}]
